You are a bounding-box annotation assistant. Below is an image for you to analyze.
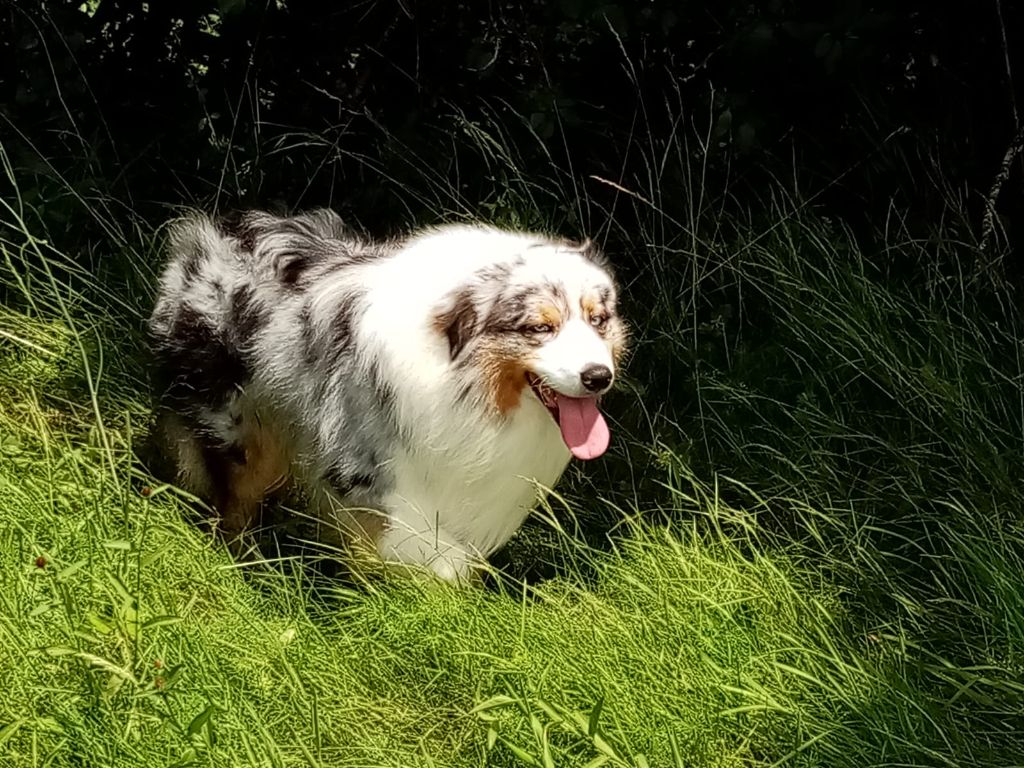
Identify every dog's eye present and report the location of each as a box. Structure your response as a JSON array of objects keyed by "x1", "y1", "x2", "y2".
[
  {"x1": 525, "y1": 324, "x2": 553, "y2": 335},
  {"x1": 590, "y1": 315, "x2": 609, "y2": 329}
]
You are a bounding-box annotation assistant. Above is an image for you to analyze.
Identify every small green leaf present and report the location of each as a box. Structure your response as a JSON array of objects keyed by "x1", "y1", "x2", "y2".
[
  {"x1": 142, "y1": 614, "x2": 182, "y2": 630},
  {"x1": 0, "y1": 719, "x2": 25, "y2": 747},
  {"x1": 593, "y1": 733, "x2": 618, "y2": 758},
  {"x1": 529, "y1": 712, "x2": 545, "y2": 744},
  {"x1": 29, "y1": 601, "x2": 54, "y2": 618},
  {"x1": 57, "y1": 559, "x2": 87, "y2": 579},
  {"x1": 187, "y1": 704, "x2": 219, "y2": 737},
  {"x1": 503, "y1": 741, "x2": 543, "y2": 767},
  {"x1": 587, "y1": 694, "x2": 605, "y2": 736},
  {"x1": 85, "y1": 611, "x2": 113, "y2": 635},
  {"x1": 471, "y1": 694, "x2": 516, "y2": 714}
]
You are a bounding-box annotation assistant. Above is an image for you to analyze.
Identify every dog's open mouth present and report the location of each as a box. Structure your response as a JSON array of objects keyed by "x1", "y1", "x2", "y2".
[{"x1": 526, "y1": 372, "x2": 610, "y2": 460}]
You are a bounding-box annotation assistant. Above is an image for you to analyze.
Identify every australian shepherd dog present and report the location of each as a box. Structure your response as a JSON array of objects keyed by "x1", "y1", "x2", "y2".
[{"x1": 148, "y1": 209, "x2": 627, "y2": 582}]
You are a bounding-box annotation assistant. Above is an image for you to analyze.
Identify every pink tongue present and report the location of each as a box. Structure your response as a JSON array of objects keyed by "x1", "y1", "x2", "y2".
[{"x1": 555, "y1": 395, "x2": 610, "y2": 460}]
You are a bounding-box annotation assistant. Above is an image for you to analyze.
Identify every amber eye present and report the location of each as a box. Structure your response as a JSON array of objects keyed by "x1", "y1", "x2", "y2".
[{"x1": 525, "y1": 323, "x2": 554, "y2": 335}]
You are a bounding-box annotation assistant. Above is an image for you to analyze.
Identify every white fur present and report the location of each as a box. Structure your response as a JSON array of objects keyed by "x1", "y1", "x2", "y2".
[{"x1": 347, "y1": 227, "x2": 591, "y2": 575}]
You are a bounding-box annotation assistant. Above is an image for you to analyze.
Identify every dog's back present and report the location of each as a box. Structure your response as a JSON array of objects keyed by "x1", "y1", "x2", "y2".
[
  {"x1": 149, "y1": 210, "x2": 372, "y2": 411},
  {"x1": 147, "y1": 209, "x2": 373, "y2": 534}
]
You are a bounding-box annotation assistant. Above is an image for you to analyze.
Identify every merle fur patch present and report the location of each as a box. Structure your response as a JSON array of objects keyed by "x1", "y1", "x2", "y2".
[{"x1": 325, "y1": 466, "x2": 378, "y2": 496}]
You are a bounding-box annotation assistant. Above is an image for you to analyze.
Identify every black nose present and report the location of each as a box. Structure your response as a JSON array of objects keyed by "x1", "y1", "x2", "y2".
[{"x1": 580, "y1": 364, "x2": 613, "y2": 393}]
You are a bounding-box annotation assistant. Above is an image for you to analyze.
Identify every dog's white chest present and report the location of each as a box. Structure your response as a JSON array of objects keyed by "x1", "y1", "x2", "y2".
[{"x1": 387, "y1": 397, "x2": 571, "y2": 557}]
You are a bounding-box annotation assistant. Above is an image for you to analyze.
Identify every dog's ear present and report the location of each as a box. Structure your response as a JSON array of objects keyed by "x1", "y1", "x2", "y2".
[{"x1": 434, "y1": 287, "x2": 478, "y2": 359}]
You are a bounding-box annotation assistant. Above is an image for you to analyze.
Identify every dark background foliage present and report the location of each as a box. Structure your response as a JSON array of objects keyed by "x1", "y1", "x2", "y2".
[{"x1": 4, "y1": 0, "x2": 1022, "y2": 247}]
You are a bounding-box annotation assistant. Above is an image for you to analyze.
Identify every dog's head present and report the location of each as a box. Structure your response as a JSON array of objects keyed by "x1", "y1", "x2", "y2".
[{"x1": 434, "y1": 235, "x2": 627, "y2": 460}]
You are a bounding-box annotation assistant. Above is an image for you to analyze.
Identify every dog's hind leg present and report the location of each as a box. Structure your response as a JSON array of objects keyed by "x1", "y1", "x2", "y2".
[
  {"x1": 207, "y1": 416, "x2": 291, "y2": 540},
  {"x1": 155, "y1": 408, "x2": 289, "y2": 541},
  {"x1": 154, "y1": 410, "x2": 215, "y2": 501}
]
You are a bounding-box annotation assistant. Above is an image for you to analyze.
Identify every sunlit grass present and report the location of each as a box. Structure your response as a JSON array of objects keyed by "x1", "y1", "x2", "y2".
[{"x1": 0, "y1": 341, "x2": 973, "y2": 766}]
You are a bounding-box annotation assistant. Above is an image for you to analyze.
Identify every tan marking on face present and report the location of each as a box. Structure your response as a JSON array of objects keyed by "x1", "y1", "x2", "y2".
[
  {"x1": 236, "y1": 424, "x2": 291, "y2": 497},
  {"x1": 536, "y1": 304, "x2": 562, "y2": 329},
  {"x1": 609, "y1": 327, "x2": 628, "y2": 365},
  {"x1": 478, "y1": 341, "x2": 530, "y2": 415},
  {"x1": 581, "y1": 287, "x2": 628, "y2": 367}
]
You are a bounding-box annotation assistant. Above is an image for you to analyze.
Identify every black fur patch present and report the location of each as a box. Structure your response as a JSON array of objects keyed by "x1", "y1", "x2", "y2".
[
  {"x1": 299, "y1": 303, "x2": 317, "y2": 365},
  {"x1": 483, "y1": 283, "x2": 568, "y2": 339},
  {"x1": 547, "y1": 282, "x2": 569, "y2": 308},
  {"x1": 230, "y1": 285, "x2": 269, "y2": 344},
  {"x1": 326, "y1": 466, "x2": 377, "y2": 496},
  {"x1": 483, "y1": 288, "x2": 530, "y2": 334},
  {"x1": 152, "y1": 304, "x2": 247, "y2": 408},
  {"x1": 436, "y1": 288, "x2": 478, "y2": 359},
  {"x1": 325, "y1": 295, "x2": 359, "y2": 368},
  {"x1": 277, "y1": 250, "x2": 316, "y2": 288},
  {"x1": 267, "y1": 223, "x2": 374, "y2": 290},
  {"x1": 298, "y1": 293, "x2": 363, "y2": 369},
  {"x1": 272, "y1": 239, "x2": 339, "y2": 289},
  {"x1": 367, "y1": 360, "x2": 395, "y2": 411}
]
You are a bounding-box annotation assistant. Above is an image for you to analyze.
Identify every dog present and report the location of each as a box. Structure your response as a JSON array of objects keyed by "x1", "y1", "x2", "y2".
[{"x1": 148, "y1": 209, "x2": 627, "y2": 581}]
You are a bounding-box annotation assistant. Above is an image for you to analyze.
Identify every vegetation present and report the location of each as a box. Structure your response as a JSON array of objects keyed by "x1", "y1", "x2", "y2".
[{"x1": 2, "y1": 1, "x2": 1024, "y2": 766}]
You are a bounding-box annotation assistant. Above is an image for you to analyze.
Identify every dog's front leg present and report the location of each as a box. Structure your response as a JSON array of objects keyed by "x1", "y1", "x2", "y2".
[{"x1": 374, "y1": 498, "x2": 479, "y2": 583}]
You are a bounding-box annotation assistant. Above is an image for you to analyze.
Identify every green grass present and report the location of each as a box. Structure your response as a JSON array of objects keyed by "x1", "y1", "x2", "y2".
[
  {"x1": 0, "y1": 374, "x2": 991, "y2": 767},
  {"x1": 2, "y1": 127, "x2": 1024, "y2": 767}
]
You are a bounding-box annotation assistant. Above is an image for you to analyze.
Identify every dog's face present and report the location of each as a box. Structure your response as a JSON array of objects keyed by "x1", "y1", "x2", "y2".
[{"x1": 435, "y1": 238, "x2": 627, "y2": 459}]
